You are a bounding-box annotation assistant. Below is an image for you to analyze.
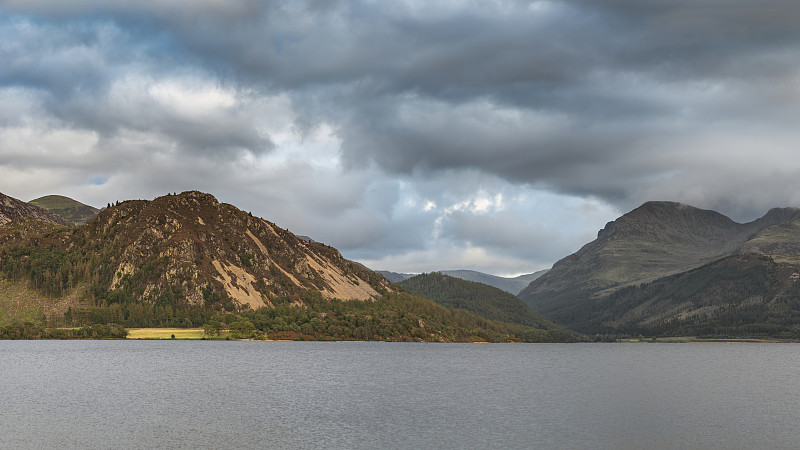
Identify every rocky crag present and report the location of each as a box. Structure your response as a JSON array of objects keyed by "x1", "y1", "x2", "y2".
[{"x1": 0, "y1": 192, "x2": 73, "y2": 227}]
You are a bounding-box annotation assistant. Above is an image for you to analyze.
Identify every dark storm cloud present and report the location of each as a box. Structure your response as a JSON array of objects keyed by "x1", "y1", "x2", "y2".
[
  {"x1": 3, "y1": 0, "x2": 800, "y2": 273},
  {"x1": 6, "y1": 1, "x2": 799, "y2": 189}
]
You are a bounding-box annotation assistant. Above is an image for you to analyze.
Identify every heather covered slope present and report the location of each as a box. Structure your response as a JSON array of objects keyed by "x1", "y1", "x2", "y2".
[
  {"x1": 0, "y1": 191, "x2": 391, "y2": 317},
  {"x1": 0, "y1": 192, "x2": 73, "y2": 227},
  {"x1": 29, "y1": 195, "x2": 100, "y2": 226}
]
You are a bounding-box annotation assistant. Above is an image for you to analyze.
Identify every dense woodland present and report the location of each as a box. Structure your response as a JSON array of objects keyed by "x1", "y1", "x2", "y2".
[{"x1": 0, "y1": 322, "x2": 127, "y2": 340}]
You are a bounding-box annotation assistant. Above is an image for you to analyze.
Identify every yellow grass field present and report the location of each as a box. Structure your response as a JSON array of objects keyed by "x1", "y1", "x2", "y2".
[{"x1": 127, "y1": 328, "x2": 205, "y2": 339}]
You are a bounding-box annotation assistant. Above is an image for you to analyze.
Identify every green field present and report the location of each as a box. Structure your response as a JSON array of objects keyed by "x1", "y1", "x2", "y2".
[
  {"x1": 0, "y1": 279, "x2": 44, "y2": 326},
  {"x1": 127, "y1": 328, "x2": 205, "y2": 339}
]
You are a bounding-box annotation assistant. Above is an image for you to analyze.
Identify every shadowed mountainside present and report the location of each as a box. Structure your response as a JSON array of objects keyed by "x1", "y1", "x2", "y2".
[{"x1": 519, "y1": 201, "x2": 800, "y2": 337}]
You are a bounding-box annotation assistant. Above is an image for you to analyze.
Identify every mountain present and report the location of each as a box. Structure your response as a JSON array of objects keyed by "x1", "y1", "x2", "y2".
[
  {"x1": 439, "y1": 269, "x2": 548, "y2": 295},
  {"x1": 64, "y1": 191, "x2": 391, "y2": 307},
  {"x1": 519, "y1": 201, "x2": 800, "y2": 337},
  {"x1": 0, "y1": 190, "x2": 568, "y2": 342},
  {"x1": 378, "y1": 271, "x2": 412, "y2": 283},
  {"x1": 399, "y1": 272, "x2": 575, "y2": 341},
  {"x1": 0, "y1": 192, "x2": 73, "y2": 227},
  {"x1": 378, "y1": 269, "x2": 548, "y2": 295},
  {"x1": 28, "y1": 195, "x2": 100, "y2": 225}
]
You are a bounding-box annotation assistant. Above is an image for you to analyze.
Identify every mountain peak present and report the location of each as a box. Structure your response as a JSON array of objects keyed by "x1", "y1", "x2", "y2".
[
  {"x1": 597, "y1": 201, "x2": 737, "y2": 241},
  {"x1": 73, "y1": 191, "x2": 392, "y2": 309},
  {"x1": 752, "y1": 207, "x2": 800, "y2": 228},
  {"x1": 29, "y1": 195, "x2": 100, "y2": 226}
]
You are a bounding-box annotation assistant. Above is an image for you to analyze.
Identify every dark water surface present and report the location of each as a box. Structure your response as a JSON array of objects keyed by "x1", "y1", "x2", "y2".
[{"x1": 1, "y1": 341, "x2": 798, "y2": 449}]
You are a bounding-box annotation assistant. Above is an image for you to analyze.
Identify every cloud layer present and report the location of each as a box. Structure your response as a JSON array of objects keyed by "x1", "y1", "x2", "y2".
[{"x1": 2, "y1": 0, "x2": 800, "y2": 275}]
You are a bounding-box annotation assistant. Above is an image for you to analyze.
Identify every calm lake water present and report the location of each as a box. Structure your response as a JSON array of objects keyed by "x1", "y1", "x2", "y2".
[{"x1": 1, "y1": 341, "x2": 799, "y2": 449}]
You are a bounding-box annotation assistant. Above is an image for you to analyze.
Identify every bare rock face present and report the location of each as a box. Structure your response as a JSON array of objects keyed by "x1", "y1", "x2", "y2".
[{"x1": 0, "y1": 192, "x2": 73, "y2": 227}]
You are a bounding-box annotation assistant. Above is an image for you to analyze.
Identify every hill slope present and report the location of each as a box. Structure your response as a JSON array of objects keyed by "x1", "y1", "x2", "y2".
[
  {"x1": 0, "y1": 191, "x2": 391, "y2": 316},
  {"x1": 29, "y1": 195, "x2": 100, "y2": 225},
  {"x1": 399, "y1": 272, "x2": 569, "y2": 333},
  {"x1": 574, "y1": 253, "x2": 800, "y2": 338},
  {"x1": 379, "y1": 269, "x2": 547, "y2": 295},
  {"x1": 0, "y1": 192, "x2": 73, "y2": 227}
]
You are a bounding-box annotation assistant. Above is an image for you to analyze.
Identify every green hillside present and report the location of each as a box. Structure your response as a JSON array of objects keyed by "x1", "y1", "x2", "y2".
[
  {"x1": 379, "y1": 269, "x2": 547, "y2": 294},
  {"x1": 574, "y1": 254, "x2": 800, "y2": 339},
  {"x1": 400, "y1": 272, "x2": 577, "y2": 340},
  {"x1": 29, "y1": 195, "x2": 100, "y2": 225}
]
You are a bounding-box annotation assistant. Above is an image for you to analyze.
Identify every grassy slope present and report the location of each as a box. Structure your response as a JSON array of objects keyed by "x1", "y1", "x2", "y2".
[
  {"x1": 574, "y1": 254, "x2": 800, "y2": 338},
  {"x1": 0, "y1": 279, "x2": 44, "y2": 325},
  {"x1": 29, "y1": 195, "x2": 100, "y2": 225},
  {"x1": 739, "y1": 220, "x2": 800, "y2": 265},
  {"x1": 399, "y1": 272, "x2": 574, "y2": 335}
]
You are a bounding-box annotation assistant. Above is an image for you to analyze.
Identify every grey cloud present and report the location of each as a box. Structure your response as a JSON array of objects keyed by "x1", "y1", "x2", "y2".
[
  {"x1": 4, "y1": 0, "x2": 800, "y2": 274},
  {"x1": 439, "y1": 210, "x2": 566, "y2": 262}
]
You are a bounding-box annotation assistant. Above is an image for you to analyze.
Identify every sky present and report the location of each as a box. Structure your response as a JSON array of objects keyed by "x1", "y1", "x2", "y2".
[{"x1": 2, "y1": 1, "x2": 800, "y2": 276}]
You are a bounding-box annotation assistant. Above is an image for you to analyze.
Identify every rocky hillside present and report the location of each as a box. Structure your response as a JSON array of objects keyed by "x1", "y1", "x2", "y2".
[
  {"x1": 0, "y1": 192, "x2": 73, "y2": 227},
  {"x1": 1, "y1": 191, "x2": 392, "y2": 313},
  {"x1": 29, "y1": 195, "x2": 100, "y2": 225},
  {"x1": 519, "y1": 201, "x2": 800, "y2": 337}
]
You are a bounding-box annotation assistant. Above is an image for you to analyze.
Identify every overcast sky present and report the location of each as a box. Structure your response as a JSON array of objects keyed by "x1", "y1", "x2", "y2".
[{"x1": 2, "y1": 1, "x2": 800, "y2": 276}]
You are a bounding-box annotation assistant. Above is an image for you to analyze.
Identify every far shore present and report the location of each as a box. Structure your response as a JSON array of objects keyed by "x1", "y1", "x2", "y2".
[{"x1": 620, "y1": 336, "x2": 796, "y2": 343}]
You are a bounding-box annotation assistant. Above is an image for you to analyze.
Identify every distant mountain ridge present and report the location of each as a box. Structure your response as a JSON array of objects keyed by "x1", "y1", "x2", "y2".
[
  {"x1": 0, "y1": 192, "x2": 73, "y2": 227},
  {"x1": 519, "y1": 201, "x2": 800, "y2": 337},
  {"x1": 29, "y1": 195, "x2": 100, "y2": 226},
  {"x1": 378, "y1": 269, "x2": 547, "y2": 295}
]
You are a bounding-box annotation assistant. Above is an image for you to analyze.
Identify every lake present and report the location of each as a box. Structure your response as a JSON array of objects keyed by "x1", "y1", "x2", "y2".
[{"x1": 1, "y1": 341, "x2": 798, "y2": 449}]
